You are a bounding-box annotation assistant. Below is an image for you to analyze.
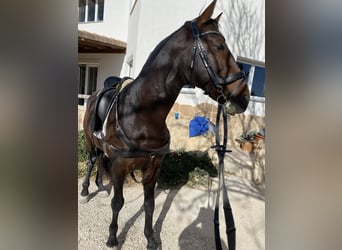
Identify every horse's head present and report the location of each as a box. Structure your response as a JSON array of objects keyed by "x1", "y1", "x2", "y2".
[{"x1": 185, "y1": 0, "x2": 250, "y2": 115}]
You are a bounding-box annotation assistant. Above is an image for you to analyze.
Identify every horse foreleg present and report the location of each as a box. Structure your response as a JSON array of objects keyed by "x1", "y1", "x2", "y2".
[
  {"x1": 81, "y1": 151, "x2": 96, "y2": 196},
  {"x1": 106, "y1": 171, "x2": 125, "y2": 247},
  {"x1": 143, "y1": 167, "x2": 160, "y2": 249}
]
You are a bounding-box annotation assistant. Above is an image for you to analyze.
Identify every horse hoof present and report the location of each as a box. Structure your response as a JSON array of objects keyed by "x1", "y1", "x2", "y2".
[
  {"x1": 80, "y1": 189, "x2": 89, "y2": 197},
  {"x1": 106, "y1": 235, "x2": 118, "y2": 248},
  {"x1": 79, "y1": 196, "x2": 89, "y2": 204},
  {"x1": 98, "y1": 190, "x2": 109, "y2": 198}
]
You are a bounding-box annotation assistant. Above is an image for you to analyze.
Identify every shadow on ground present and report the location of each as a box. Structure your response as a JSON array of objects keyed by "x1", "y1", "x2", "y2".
[{"x1": 79, "y1": 150, "x2": 264, "y2": 249}]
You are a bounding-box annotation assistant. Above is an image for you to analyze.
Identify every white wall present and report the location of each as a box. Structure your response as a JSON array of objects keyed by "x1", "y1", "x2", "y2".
[
  {"x1": 78, "y1": 0, "x2": 130, "y2": 42},
  {"x1": 124, "y1": 0, "x2": 142, "y2": 76},
  {"x1": 126, "y1": 0, "x2": 264, "y2": 76},
  {"x1": 78, "y1": 53, "x2": 125, "y2": 91},
  {"x1": 218, "y1": 0, "x2": 265, "y2": 62},
  {"x1": 125, "y1": 0, "x2": 265, "y2": 116},
  {"x1": 127, "y1": 0, "x2": 209, "y2": 76},
  {"x1": 78, "y1": 1, "x2": 131, "y2": 90}
]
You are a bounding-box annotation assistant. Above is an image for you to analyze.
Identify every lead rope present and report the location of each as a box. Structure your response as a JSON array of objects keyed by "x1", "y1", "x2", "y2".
[{"x1": 212, "y1": 104, "x2": 236, "y2": 250}]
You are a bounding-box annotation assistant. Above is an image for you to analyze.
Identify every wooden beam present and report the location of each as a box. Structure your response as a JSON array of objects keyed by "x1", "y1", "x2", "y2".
[{"x1": 78, "y1": 30, "x2": 127, "y2": 54}]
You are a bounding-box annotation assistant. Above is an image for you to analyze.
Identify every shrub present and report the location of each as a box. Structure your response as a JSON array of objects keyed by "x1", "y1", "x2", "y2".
[
  {"x1": 78, "y1": 130, "x2": 88, "y2": 162},
  {"x1": 158, "y1": 150, "x2": 218, "y2": 188}
]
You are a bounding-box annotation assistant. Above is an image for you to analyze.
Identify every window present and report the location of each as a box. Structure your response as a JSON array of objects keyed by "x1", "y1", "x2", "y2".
[
  {"x1": 78, "y1": 0, "x2": 104, "y2": 23},
  {"x1": 79, "y1": 0, "x2": 86, "y2": 22},
  {"x1": 87, "y1": 0, "x2": 95, "y2": 22},
  {"x1": 87, "y1": 67, "x2": 98, "y2": 94},
  {"x1": 97, "y1": 0, "x2": 104, "y2": 21},
  {"x1": 78, "y1": 64, "x2": 98, "y2": 106},
  {"x1": 237, "y1": 57, "x2": 265, "y2": 98},
  {"x1": 78, "y1": 64, "x2": 86, "y2": 95},
  {"x1": 251, "y1": 66, "x2": 265, "y2": 97}
]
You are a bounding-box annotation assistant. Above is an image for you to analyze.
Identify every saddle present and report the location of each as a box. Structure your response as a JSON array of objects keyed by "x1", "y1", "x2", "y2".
[{"x1": 90, "y1": 76, "x2": 133, "y2": 137}]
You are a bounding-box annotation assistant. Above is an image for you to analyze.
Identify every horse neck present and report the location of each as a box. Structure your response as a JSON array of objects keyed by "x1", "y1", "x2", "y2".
[
  {"x1": 126, "y1": 29, "x2": 189, "y2": 124},
  {"x1": 116, "y1": 70, "x2": 184, "y2": 145},
  {"x1": 126, "y1": 67, "x2": 185, "y2": 126},
  {"x1": 112, "y1": 26, "x2": 193, "y2": 148}
]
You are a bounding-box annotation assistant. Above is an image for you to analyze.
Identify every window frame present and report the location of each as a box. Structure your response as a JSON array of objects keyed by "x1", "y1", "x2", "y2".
[
  {"x1": 78, "y1": 0, "x2": 104, "y2": 23},
  {"x1": 236, "y1": 56, "x2": 265, "y2": 102},
  {"x1": 78, "y1": 63, "x2": 99, "y2": 106}
]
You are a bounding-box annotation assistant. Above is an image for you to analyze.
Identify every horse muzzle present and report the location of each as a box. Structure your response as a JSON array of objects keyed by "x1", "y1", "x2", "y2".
[
  {"x1": 217, "y1": 72, "x2": 250, "y2": 115},
  {"x1": 225, "y1": 91, "x2": 250, "y2": 115}
]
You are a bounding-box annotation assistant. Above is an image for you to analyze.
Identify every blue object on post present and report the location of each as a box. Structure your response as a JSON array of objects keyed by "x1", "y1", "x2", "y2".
[{"x1": 189, "y1": 116, "x2": 209, "y2": 137}]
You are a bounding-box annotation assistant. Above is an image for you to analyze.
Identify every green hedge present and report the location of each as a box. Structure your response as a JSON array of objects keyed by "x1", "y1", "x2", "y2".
[
  {"x1": 158, "y1": 150, "x2": 218, "y2": 188},
  {"x1": 78, "y1": 130, "x2": 88, "y2": 162}
]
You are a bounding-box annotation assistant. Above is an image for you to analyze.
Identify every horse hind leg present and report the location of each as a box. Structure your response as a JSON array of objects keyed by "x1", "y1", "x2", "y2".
[
  {"x1": 80, "y1": 150, "x2": 97, "y2": 197},
  {"x1": 96, "y1": 152, "x2": 110, "y2": 198}
]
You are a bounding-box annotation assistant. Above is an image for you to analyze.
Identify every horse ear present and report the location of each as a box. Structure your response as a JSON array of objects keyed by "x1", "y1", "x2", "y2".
[
  {"x1": 214, "y1": 12, "x2": 223, "y2": 23},
  {"x1": 197, "y1": 0, "x2": 217, "y2": 25}
]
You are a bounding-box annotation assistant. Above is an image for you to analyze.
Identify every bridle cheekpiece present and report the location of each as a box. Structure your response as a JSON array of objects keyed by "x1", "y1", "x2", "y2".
[{"x1": 189, "y1": 21, "x2": 248, "y2": 104}]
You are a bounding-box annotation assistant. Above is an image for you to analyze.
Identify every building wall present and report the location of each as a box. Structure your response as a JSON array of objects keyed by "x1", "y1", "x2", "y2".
[
  {"x1": 124, "y1": 0, "x2": 265, "y2": 117},
  {"x1": 218, "y1": 0, "x2": 265, "y2": 62},
  {"x1": 126, "y1": 0, "x2": 264, "y2": 76},
  {"x1": 124, "y1": 0, "x2": 141, "y2": 77},
  {"x1": 126, "y1": 0, "x2": 208, "y2": 76},
  {"x1": 78, "y1": 1, "x2": 131, "y2": 93},
  {"x1": 78, "y1": 0, "x2": 130, "y2": 41},
  {"x1": 78, "y1": 53, "x2": 126, "y2": 91}
]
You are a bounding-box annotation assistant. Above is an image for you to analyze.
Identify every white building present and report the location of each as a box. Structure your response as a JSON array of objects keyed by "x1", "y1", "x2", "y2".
[
  {"x1": 78, "y1": 0, "x2": 130, "y2": 106},
  {"x1": 78, "y1": 0, "x2": 265, "y2": 125}
]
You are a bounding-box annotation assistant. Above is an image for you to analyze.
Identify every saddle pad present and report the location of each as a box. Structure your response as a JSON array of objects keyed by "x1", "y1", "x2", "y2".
[{"x1": 119, "y1": 78, "x2": 133, "y2": 92}]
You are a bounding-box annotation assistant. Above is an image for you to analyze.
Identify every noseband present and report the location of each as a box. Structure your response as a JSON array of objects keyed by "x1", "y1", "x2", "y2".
[{"x1": 189, "y1": 21, "x2": 248, "y2": 103}]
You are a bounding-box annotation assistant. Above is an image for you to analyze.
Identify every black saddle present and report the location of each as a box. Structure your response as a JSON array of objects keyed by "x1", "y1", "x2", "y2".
[
  {"x1": 104, "y1": 76, "x2": 122, "y2": 89},
  {"x1": 91, "y1": 76, "x2": 133, "y2": 133}
]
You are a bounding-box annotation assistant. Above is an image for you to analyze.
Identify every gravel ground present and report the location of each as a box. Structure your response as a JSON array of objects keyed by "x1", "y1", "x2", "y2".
[{"x1": 78, "y1": 175, "x2": 264, "y2": 250}]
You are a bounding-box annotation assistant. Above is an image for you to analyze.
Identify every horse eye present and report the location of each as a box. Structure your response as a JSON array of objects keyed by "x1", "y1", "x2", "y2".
[{"x1": 215, "y1": 44, "x2": 225, "y2": 51}]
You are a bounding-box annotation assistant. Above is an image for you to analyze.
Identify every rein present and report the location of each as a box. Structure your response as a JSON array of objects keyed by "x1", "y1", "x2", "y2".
[{"x1": 212, "y1": 103, "x2": 236, "y2": 250}]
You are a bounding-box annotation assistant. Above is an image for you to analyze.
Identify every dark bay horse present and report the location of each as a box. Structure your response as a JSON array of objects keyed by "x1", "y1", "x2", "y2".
[{"x1": 80, "y1": 1, "x2": 250, "y2": 248}]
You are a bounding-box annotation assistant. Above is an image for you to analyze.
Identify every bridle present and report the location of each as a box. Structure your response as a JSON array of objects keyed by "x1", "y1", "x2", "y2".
[
  {"x1": 190, "y1": 21, "x2": 240, "y2": 250},
  {"x1": 189, "y1": 21, "x2": 248, "y2": 104}
]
